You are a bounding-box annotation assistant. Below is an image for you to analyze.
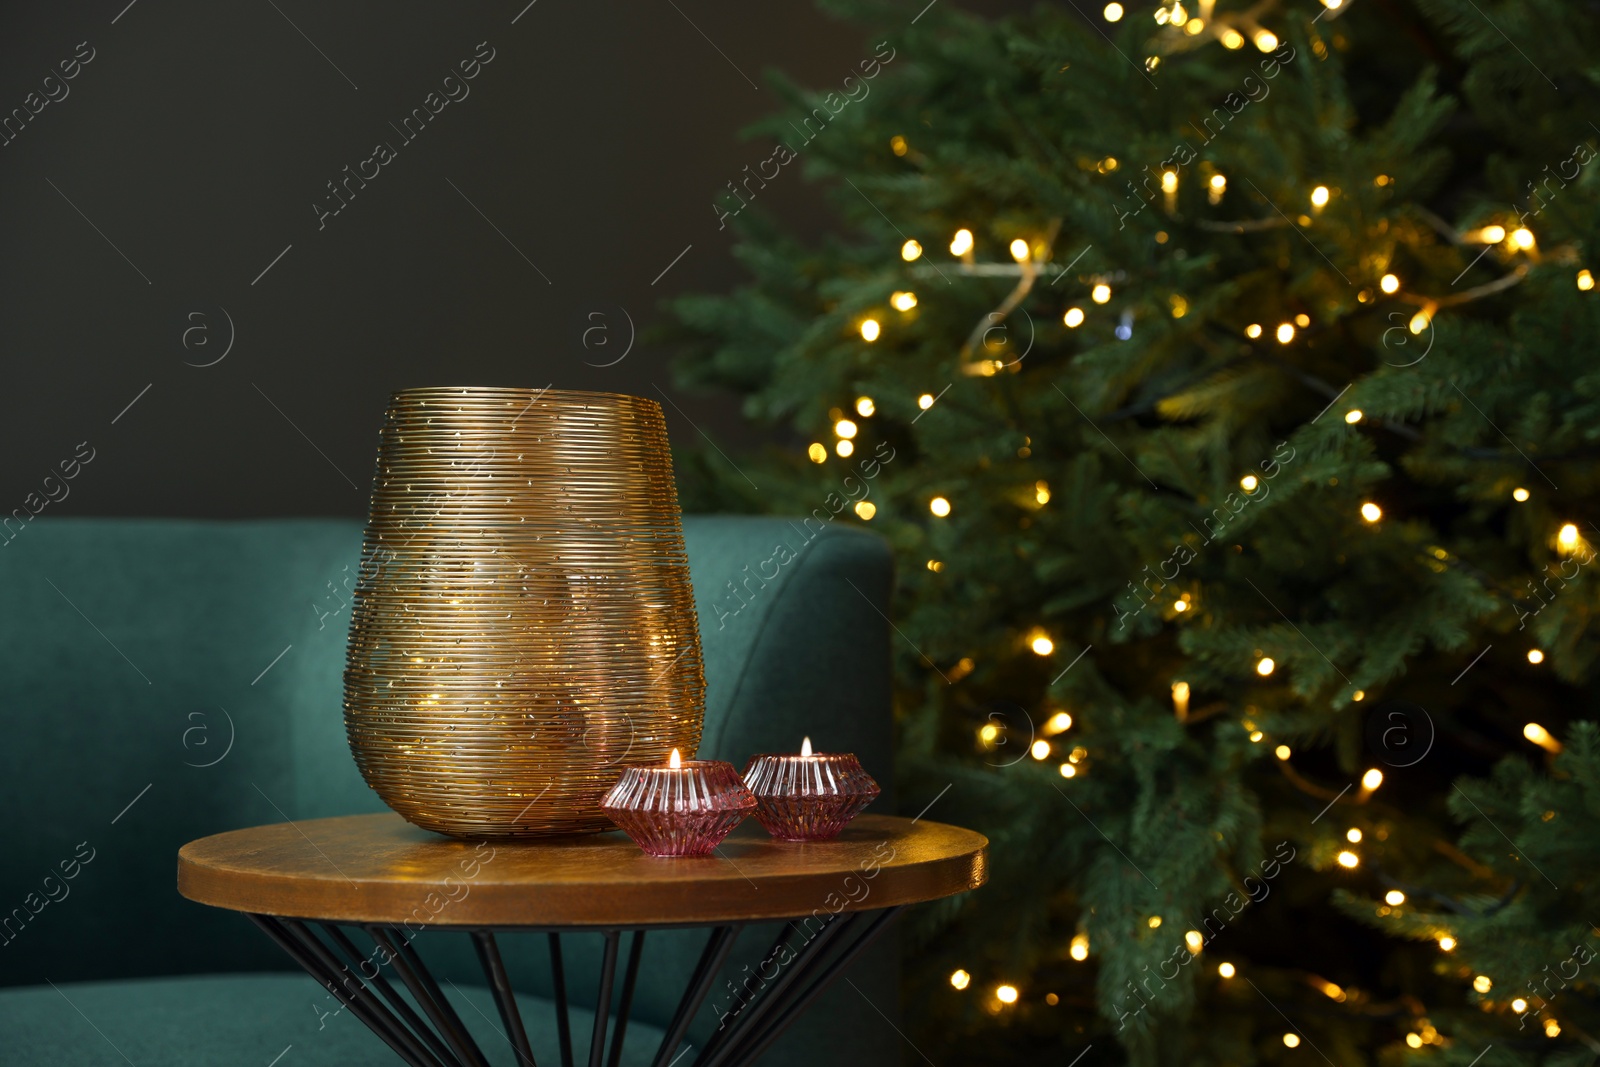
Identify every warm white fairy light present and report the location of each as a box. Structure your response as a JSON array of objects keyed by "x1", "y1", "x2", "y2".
[
  {"x1": 1256, "y1": 656, "x2": 1275, "y2": 676},
  {"x1": 860, "y1": 319, "x2": 881, "y2": 342},
  {"x1": 1218, "y1": 962, "x2": 1236, "y2": 978},
  {"x1": 1337, "y1": 850, "x2": 1359, "y2": 869},
  {"x1": 808, "y1": 443, "x2": 827, "y2": 463},
  {"x1": 950, "y1": 969, "x2": 971, "y2": 990},
  {"x1": 835, "y1": 440, "x2": 854, "y2": 457},
  {"x1": 950, "y1": 228, "x2": 974, "y2": 256},
  {"x1": 1346, "y1": 409, "x2": 1363, "y2": 424},
  {"x1": 1276, "y1": 323, "x2": 1295, "y2": 344},
  {"x1": 1513, "y1": 487, "x2": 1530, "y2": 502},
  {"x1": 856, "y1": 396, "x2": 875, "y2": 417},
  {"x1": 1380, "y1": 273, "x2": 1400, "y2": 294},
  {"x1": 1010, "y1": 238, "x2": 1031, "y2": 262},
  {"x1": 918, "y1": 393, "x2": 935, "y2": 410},
  {"x1": 1275, "y1": 744, "x2": 1291, "y2": 760},
  {"x1": 1070, "y1": 933, "x2": 1089, "y2": 960},
  {"x1": 1103, "y1": 2, "x2": 1124, "y2": 20},
  {"x1": 901, "y1": 239, "x2": 922, "y2": 261},
  {"x1": 1064, "y1": 307, "x2": 1085, "y2": 328},
  {"x1": 1310, "y1": 185, "x2": 1330, "y2": 207},
  {"x1": 891, "y1": 291, "x2": 918, "y2": 311},
  {"x1": 1245, "y1": 323, "x2": 1263, "y2": 338},
  {"x1": 1361, "y1": 502, "x2": 1382, "y2": 523},
  {"x1": 835, "y1": 419, "x2": 857, "y2": 439},
  {"x1": 1385, "y1": 890, "x2": 1405, "y2": 905},
  {"x1": 929, "y1": 496, "x2": 951, "y2": 517},
  {"x1": 1030, "y1": 739, "x2": 1050, "y2": 760},
  {"x1": 1092, "y1": 284, "x2": 1112, "y2": 304},
  {"x1": 1528, "y1": 649, "x2": 1545, "y2": 665},
  {"x1": 1255, "y1": 30, "x2": 1278, "y2": 51},
  {"x1": 1579, "y1": 270, "x2": 1595, "y2": 291},
  {"x1": 854, "y1": 500, "x2": 877, "y2": 520},
  {"x1": 1347, "y1": 828, "x2": 1362, "y2": 843},
  {"x1": 1524, "y1": 722, "x2": 1561, "y2": 752}
]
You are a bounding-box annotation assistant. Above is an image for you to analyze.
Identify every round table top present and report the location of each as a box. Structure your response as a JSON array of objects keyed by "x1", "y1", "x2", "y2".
[{"x1": 178, "y1": 812, "x2": 987, "y2": 927}]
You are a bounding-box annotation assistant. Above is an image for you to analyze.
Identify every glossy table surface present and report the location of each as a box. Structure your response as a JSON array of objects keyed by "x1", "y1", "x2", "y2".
[{"x1": 178, "y1": 812, "x2": 988, "y2": 926}]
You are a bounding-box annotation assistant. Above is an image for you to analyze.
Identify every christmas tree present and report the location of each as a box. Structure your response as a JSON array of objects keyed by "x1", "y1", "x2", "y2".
[{"x1": 668, "y1": 1, "x2": 1600, "y2": 1062}]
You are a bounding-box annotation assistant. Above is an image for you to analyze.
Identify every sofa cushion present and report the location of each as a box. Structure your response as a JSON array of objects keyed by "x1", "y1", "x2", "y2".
[{"x1": 0, "y1": 972, "x2": 669, "y2": 1066}]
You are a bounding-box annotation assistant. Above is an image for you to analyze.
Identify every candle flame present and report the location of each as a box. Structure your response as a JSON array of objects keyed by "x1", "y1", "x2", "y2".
[
  {"x1": 801, "y1": 736, "x2": 813, "y2": 757},
  {"x1": 669, "y1": 748, "x2": 682, "y2": 769}
]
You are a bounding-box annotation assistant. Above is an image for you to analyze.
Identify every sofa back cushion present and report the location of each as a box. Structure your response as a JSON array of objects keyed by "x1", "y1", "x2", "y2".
[{"x1": 0, "y1": 516, "x2": 893, "y2": 1015}]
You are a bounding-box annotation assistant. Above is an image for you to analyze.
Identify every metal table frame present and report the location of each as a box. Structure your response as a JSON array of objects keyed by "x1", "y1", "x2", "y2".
[{"x1": 249, "y1": 905, "x2": 903, "y2": 1067}]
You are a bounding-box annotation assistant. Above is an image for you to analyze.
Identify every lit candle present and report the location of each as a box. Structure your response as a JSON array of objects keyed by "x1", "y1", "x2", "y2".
[
  {"x1": 742, "y1": 737, "x2": 881, "y2": 841},
  {"x1": 600, "y1": 748, "x2": 755, "y2": 857}
]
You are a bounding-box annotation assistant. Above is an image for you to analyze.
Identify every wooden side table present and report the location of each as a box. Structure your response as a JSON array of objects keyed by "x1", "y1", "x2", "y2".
[{"x1": 178, "y1": 812, "x2": 987, "y2": 1067}]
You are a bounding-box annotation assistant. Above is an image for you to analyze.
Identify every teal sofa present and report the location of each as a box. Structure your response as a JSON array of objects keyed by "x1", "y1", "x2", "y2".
[{"x1": 0, "y1": 516, "x2": 898, "y2": 1066}]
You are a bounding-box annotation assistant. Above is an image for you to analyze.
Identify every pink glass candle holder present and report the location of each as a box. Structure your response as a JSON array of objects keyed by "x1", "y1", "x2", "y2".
[
  {"x1": 742, "y1": 737, "x2": 881, "y2": 841},
  {"x1": 600, "y1": 749, "x2": 756, "y2": 857}
]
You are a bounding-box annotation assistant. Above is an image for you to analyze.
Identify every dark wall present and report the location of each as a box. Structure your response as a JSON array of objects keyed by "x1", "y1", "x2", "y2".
[{"x1": 0, "y1": 1, "x2": 887, "y2": 518}]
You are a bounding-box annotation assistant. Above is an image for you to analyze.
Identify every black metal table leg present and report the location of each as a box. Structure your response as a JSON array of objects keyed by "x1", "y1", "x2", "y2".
[
  {"x1": 607, "y1": 930, "x2": 646, "y2": 1067},
  {"x1": 550, "y1": 932, "x2": 575, "y2": 1067},
  {"x1": 323, "y1": 923, "x2": 465, "y2": 1067},
  {"x1": 729, "y1": 906, "x2": 904, "y2": 1066},
  {"x1": 250, "y1": 916, "x2": 441, "y2": 1067},
  {"x1": 371, "y1": 926, "x2": 492, "y2": 1067},
  {"x1": 651, "y1": 925, "x2": 741, "y2": 1067},
  {"x1": 247, "y1": 909, "x2": 896, "y2": 1067},
  {"x1": 696, "y1": 914, "x2": 861, "y2": 1067},
  {"x1": 473, "y1": 930, "x2": 538, "y2": 1067},
  {"x1": 588, "y1": 931, "x2": 621, "y2": 1067}
]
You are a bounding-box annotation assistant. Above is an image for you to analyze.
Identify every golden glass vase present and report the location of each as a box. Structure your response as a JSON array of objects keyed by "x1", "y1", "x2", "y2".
[{"x1": 343, "y1": 387, "x2": 706, "y2": 838}]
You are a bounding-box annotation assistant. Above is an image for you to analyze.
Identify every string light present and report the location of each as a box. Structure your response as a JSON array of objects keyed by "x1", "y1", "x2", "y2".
[
  {"x1": 1218, "y1": 962, "x2": 1236, "y2": 978},
  {"x1": 1064, "y1": 307, "x2": 1085, "y2": 328},
  {"x1": 1245, "y1": 323, "x2": 1263, "y2": 338},
  {"x1": 1173, "y1": 599, "x2": 1188, "y2": 613},
  {"x1": 1473, "y1": 975, "x2": 1493, "y2": 993},
  {"x1": 1546, "y1": 1020, "x2": 1561, "y2": 1038},
  {"x1": 1221, "y1": 28, "x2": 1244, "y2": 48},
  {"x1": 1169, "y1": 2, "x2": 1188, "y2": 26},
  {"x1": 860, "y1": 319, "x2": 881, "y2": 342},
  {"x1": 1070, "y1": 933, "x2": 1090, "y2": 960},
  {"x1": 891, "y1": 291, "x2": 918, "y2": 311},
  {"x1": 1362, "y1": 768, "x2": 1384, "y2": 791},
  {"x1": 1511, "y1": 998, "x2": 1528, "y2": 1013},
  {"x1": 890, "y1": 135, "x2": 908, "y2": 156},
  {"x1": 1172, "y1": 680, "x2": 1190, "y2": 718},
  {"x1": 1031, "y1": 633, "x2": 1055, "y2": 656},
  {"x1": 1438, "y1": 936, "x2": 1456, "y2": 951},
  {"x1": 1030, "y1": 740, "x2": 1050, "y2": 760},
  {"x1": 1527, "y1": 649, "x2": 1545, "y2": 665},
  {"x1": 1310, "y1": 185, "x2": 1330, "y2": 207},
  {"x1": 808, "y1": 443, "x2": 827, "y2": 463},
  {"x1": 901, "y1": 239, "x2": 923, "y2": 261},
  {"x1": 930, "y1": 496, "x2": 952, "y2": 517},
  {"x1": 950, "y1": 969, "x2": 971, "y2": 990},
  {"x1": 1579, "y1": 269, "x2": 1595, "y2": 291},
  {"x1": 1380, "y1": 273, "x2": 1400, "y2": 294},
  {"x1": 1321, "y1": 0, "x2": 1343, "y2": 8},
  {"x1": 1477, "y1": 224, "x2": 1506, "y2": 244},
  {"x1": 1347, "y1": 828, "x2": 1362, "y2": 843},
  {"x1": 1337, "y1": 850, "x2": 1359, "y2": 868},
  {"x1": 1007, "y1": 238, "x2": 1029, "y2": 262},
  {"x1": 856, "y1": 398, "x2": 876, "y2": 418},
  {"x1": 834, "y1": 419, "x2": 857, "y2": 439},
  {"x1": 854, "y1": 500, "x2": 877, "y2": 520},
  {"x1": 1059, "y1": 763, "x2": 1076, "y2": 778},
  {"x1": 1405, "y1": 1034, "x2": 1423, "y2": 1049},
  {"x1": 1184, "y1": 18, "x2": 1204, "y2": 35},
  {"x1": 1524, "y1": 722, "x2": 1561, "y2": 752},
  {"x1": 1210, "y1": 174, "x2": 1227, "y2": 191},
  {"x1": 1045, "y1": 993, "x2": 1059, "y2": 1006},
  {"x1": 1241, "y1": 474, "x2": 1259, "y2": 492},
  {"x1": 1295, "y1": 313, "x2": 1310, "y2": 327},
  {"x1": 1511, "y1": 227, "x2": 1535, "y2": 250},
  {"x1": 1513, "y1": 487, "x2": 1530, "y2": 501},
  {"x1": 1345, "y1": 409, "x2": 1363, "y2": 424},
  {"x1": 926, "y1": 559, "x2": 943, "y2": 573},
  {"x1": 1361, "y1": 502, "x2": 1382, "y2": 523},
  {"x1": 1557, "y1": 523, "x2": 1579, "y2": 551},
  {"x1": 1275, "y1": 744, "x2": 1291, "y2": 760},
  {"x1": 1035, "y1": 480, "x2": 1051, "y2": 505},
  {"x1": 1161, "y1": 170, "x2": 1179, "y2": 193},
  {"x1": 978, "y1": 723, "x2": 999, "y2": 744},
  {"x1": 1385, "y1": 890, "x2": 1405, "y2": 905},
  {"x1": 1282, "y1": 1034, "x2": 1300, "y2": 1048},
  {"x1": 1276, "y1": 323, "x2": 1295, "y2": 343},
  {"x1": 835, "y1": 440, "x2": 854, "y2": 457},
  {"x1": 1103, "y1": 2, "x2": 1124, "y2": 20},
  {"x1": 1185, "y1": 930, "x2": 1204, "y2": 953},
  {"x1": 1249, "y1": 730, "x2": 1264, "y2": 742},
  {"x1": 1409, "y1": 307, "x2": 1432, "y2": 334},
  {"x1": 995, "y1": 985, "x2": 1019, "y2": 1004},
  {"x1": 1256, "y1": 656, "x2": 1275, "y2": 676},
  {"x1": 1254, "y1": 30, "x2": 1278, "y2": 52},
  {"x1": 1044, "y1": 711, "x2": 1072, "y2": 734},
  {"x1": 918, "y1": 393, "x2": 936, "y2": 410},
  {"x1": 950, "y1": 228, "x2": 974, "y2": 256},
  {"x1": 1092, "y1": 284, "x2": 1112, "y2": 304},
  {"x1": 1352, "y1": 690, "x2": 1365, "y2": 701}
]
